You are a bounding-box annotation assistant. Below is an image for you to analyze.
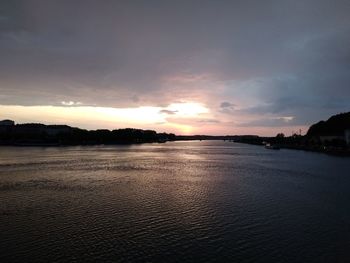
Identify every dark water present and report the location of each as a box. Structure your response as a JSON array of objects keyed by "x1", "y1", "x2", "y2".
[{"x1": 1, "y1": 141, "x2": 350, "y2": 262}]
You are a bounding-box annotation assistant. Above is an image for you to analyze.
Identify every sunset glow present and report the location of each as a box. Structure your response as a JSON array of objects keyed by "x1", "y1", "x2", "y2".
[
  {"x1": 1, "y1": 2, "x2": 350, "y2": 262},
  {"x1": 1, "y1": 1, "x2": 349, "y2": 136},
  {"x1": 0, "y1": 102, "x2": 212, "y2": 134}
]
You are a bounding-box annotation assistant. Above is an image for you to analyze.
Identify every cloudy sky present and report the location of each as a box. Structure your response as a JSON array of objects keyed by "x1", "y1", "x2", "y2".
[{"x1": 0, "y1": 0, "x2": 349, "y2": 135}]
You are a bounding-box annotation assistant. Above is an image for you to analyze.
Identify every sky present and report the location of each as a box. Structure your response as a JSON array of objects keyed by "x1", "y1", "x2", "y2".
[{"x1": 0, "y1": 0, "x2": 349, "y2": 135}]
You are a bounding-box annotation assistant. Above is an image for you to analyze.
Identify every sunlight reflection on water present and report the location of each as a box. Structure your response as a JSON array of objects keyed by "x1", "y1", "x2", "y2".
[{"x1": 0, "y1": 141, "x2": 350, "y2": 262}]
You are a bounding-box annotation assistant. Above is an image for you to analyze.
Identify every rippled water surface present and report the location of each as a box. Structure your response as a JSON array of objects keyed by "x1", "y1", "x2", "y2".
[{"x1": 1, "y1": 141, "x2": 350, "y2": 262}]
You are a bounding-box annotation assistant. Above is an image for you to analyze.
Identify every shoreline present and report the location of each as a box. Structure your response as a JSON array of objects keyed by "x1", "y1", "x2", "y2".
[{"x1": 233, "y1": 141, "x2": 350, "y2": 157}]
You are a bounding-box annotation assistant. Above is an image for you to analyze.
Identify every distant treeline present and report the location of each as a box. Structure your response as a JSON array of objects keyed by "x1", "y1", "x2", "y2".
[
  {"x1": 55, "y1": 128, "x2": 176, "y2": 145},
  {"x1": 0, "y1": 122, "x2": 175, "y2": 146}
]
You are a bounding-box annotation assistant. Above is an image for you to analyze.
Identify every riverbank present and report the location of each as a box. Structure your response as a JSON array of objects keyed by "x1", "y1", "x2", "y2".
[{"x1": 233, "y1": 140, "x2": 350, "y2": 157}]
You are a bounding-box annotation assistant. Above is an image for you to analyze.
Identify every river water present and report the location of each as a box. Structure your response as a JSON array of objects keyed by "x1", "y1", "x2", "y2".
[{"x1": 0, "y1": 141, "x2": 349, "y2": 262}]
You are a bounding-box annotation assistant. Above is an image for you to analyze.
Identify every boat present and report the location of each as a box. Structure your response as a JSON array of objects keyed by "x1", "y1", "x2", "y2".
[{"x1": 265, "y1": 143, "x2": 280, "y2": 150}]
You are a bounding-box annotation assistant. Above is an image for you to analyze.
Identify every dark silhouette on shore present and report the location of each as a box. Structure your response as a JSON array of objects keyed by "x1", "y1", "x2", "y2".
[
  {"x1": 0, "y1": 112, "x2": 349, "y2": 155},
  {"x1": 232, "y1": 112, "x2": 350, "y2": 156},
  {"x1": 307, "y1": 112, "x2": 350, "y2": 137},
  {"x1": 0, "y1": 120, "x2": 175, "y2": 146}
]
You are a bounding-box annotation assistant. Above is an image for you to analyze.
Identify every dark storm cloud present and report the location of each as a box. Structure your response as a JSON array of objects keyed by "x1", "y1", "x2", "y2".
[
  {"x1": 0, "y1": 0, "x2": 350, "y2": 128},
  {"x1": 220, "y1": 102, "x2": 235, "y2": 109},
  {"x1": 219, "y1": 101, "x2": 236, "y2": 115}
]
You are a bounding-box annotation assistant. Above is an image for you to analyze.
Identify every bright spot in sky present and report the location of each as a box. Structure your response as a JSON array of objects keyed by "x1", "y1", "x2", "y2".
[
  {"x1": 92, "y1": 106, "x2": 164, "y2": 123},
  {"x1": 166, "y1": 102, "x2": 209, "y2": 117},
  {"x1": 275, "y1": 116, "x2": 295, "y2": 122},
  {"x1": 61, "y1": 101, "x2": 82, "y2": 106}
]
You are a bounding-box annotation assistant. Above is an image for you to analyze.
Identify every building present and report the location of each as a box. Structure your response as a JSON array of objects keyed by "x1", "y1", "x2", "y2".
[
  {"x1": 0, "y1": 119, "x2": 15, "y2": 133},
  {"x1": 0, "y1": 120, "x2": 15, "y2": 126}
]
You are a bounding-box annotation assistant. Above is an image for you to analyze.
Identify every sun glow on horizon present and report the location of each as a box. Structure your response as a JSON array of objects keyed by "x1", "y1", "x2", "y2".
[{"x1": 0, "y1": 102, "x2": 210, "y2": 134}]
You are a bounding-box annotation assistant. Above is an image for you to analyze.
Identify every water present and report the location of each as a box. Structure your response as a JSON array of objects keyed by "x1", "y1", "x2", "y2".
[{"x1": 0, "y1": 141, "x2": 349, "y2": 262}]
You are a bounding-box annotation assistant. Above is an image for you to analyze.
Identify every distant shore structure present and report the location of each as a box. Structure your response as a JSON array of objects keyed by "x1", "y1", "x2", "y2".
[
  {"x1": 0, "y1": 119, "x2": 15, "y2": 133},
  {"x1": 0, "y1": 120, "x2": 15, "y2": 126}
]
